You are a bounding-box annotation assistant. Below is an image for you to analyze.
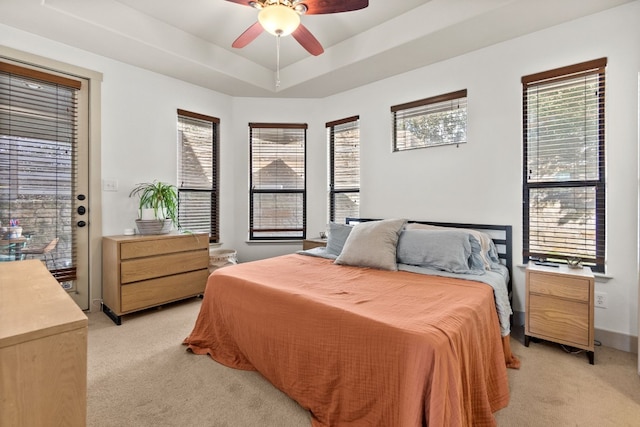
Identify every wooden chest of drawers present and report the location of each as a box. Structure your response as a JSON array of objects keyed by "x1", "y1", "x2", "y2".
[
  {"x1": 102, "y1": 233, "x2": 209, "y2": 324},
  {"x1": 1, "y1": 260, "x2": 88, "y2": 426},
  {"x1": 525, "y1": 262, "x2": 595, "y2": 364}
]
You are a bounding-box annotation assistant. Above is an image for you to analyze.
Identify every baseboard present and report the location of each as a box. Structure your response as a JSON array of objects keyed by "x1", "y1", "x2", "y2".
[
  {"x1": 595, "y1": 327, "x2": 638, "y2": 354},
  {"x1": 512, "y1": 311, "x2": 638, "y2": 354}
]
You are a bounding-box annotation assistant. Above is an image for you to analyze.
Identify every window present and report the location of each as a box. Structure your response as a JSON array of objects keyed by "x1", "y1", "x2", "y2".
[
  {"x1": 391, "y1": 89, "x2": 467, "y2": 151},
  {"x1": 249, "y1": 123, "x2": 306, "y2": 240},
  {"x1": 327, "y1": 116, "x2": 360, "y2": 224},
  {"x1": 177, "y1": 109, "x2": 219, "y2": 242},
  {"x1": 522, "y1": 58, "x2": 606, "y2": 272}
]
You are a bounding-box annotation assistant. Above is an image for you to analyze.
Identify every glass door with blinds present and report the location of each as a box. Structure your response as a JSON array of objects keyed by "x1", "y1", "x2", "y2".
[{"x1": 0, "y1": 61, "x2": 90, "y2": 310}]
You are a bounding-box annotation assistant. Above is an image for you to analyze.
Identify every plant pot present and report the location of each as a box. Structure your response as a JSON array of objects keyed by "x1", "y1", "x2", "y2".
[
  {"x1": 140, "y1": 208, "x2": 156, "y2": 220},
  {"x1": 135, "y1": 219, "x2": 173, "y2": 235}
]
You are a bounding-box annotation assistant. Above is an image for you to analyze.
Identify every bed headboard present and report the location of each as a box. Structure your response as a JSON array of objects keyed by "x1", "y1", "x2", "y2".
[{"x1": 345, "y1": 218, "x2": 513, "y2": 293}]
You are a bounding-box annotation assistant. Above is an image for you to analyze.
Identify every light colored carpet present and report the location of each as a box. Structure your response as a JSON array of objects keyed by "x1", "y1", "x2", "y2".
[{"x1": 87, "y1": 298, "x2": 640, "y2": 426}]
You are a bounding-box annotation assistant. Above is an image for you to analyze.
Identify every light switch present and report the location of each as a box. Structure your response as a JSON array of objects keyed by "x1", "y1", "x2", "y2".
[{"x1": 103, "y1": 179, "x2": 118, "y2": 192}]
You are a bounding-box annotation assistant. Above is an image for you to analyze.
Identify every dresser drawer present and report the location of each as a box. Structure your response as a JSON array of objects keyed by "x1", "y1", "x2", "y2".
[
  {"x1": 528, "y1": 294, "x2": 589, "y2": 346},
  {"x1": 528, "y1": 272, "x2": 590, "y2": 302},
  {"x1": 121, "y1": 250, "x2": 209, "y2": 284},
  {"x1": 120, "y1": 235, "x2": 208, "y2": 260},
  {"x1": 121, "y1": 269, "x2": 209, "y2": 312}
]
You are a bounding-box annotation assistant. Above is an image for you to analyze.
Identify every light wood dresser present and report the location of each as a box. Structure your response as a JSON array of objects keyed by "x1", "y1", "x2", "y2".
[
  {"x1": 0, "y1": 260, "x2": 88, "y2": 426},
  {"x1": 102, "y1": 233, "x2": 209, "y2": 325},
  {"x1": 525, "y1": 261, "x2": 595, "y2": 364}
]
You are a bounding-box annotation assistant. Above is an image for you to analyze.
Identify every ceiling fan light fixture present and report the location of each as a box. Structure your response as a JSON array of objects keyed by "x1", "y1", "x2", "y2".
[{"x1": 258, "y1": 4, "x2": 300, "y2": 36}]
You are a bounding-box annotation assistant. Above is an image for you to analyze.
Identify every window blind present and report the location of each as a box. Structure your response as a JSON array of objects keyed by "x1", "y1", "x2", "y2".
[
  {"x1": 177, "y1": 109, "x2": 219, "y2": 242},
  {"x1": 249, "y1": 123, "x2": 306, "y2": 240},
  {"x1": 0, "y1": 61, "x2": 80, "y2": 280},
  {"x1": 392, "y1": 89, "x2": 467, "y2": 151},
  {"x1": 327, "y1": 116, "x2": 360, "y2": 224},
  {"x1": 522, "y1": 58, "x2": 606, "y2": 272}
]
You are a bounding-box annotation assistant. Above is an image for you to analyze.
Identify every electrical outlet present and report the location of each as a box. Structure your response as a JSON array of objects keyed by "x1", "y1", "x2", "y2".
[{"x1": 595, "y1": 291, "x2": 608, "y2": 308}]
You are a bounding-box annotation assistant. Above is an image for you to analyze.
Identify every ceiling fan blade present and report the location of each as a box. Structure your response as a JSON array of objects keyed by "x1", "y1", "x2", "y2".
[
  {"x1": 292, "y1": 24, "x2": 324, "y2": 56},
  {"x1": 225, "y1": 0, "x2": 252, "y2": 7},
  {"x1": 232, "y1": 22, "x2": 264, "y2": 48},
  {"x1": 301, "y1": 0, "x2": 368, "y2": 15}
]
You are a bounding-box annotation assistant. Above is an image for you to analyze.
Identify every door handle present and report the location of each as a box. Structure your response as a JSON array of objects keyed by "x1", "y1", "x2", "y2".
[{"x1": 77, "y1": 220, "x2": 87, "y2": 227}]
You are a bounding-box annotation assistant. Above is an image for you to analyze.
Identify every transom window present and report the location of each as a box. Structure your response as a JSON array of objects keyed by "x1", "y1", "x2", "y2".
[
  {"x1": 522, "y1": 58, "x2": 606, "y2": 272},
  {"x1": 391, "y1": 89, "x2": 467, "y2": 151}
]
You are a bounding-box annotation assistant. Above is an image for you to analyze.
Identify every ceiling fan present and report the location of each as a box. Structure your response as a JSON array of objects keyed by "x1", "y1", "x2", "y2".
[{"x1": 226, "y1": 0, "x2": 369, "y2": 56}]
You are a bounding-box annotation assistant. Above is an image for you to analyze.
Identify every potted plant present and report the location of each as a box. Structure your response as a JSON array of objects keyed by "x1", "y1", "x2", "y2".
[{"x1": 129, "y1": 181, "x2": 178, "y2": 235}]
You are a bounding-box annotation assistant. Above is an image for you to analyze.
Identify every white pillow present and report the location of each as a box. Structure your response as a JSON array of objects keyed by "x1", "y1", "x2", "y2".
[{"x1": 334, "y1": 218, "x2": 407, "y2": 271}]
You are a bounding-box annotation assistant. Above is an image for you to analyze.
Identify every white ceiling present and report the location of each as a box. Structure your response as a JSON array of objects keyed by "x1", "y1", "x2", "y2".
[{"x1": 0, "y1": 0, "x2": 632, "y2": 98}]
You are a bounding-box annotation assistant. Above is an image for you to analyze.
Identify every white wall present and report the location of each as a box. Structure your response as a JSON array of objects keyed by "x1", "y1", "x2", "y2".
[
  {"x1": 99, "y1": 65, "x2": 234, "y2": 242},
  {"x1": 0, "y1": 23, "x2": 235, "y2": 244},
  {"x1": 228, "y1": 97, "x2": 328, "y2": 262},
  {"x1": 1, "y1": 0, "x2": 638, "y2": 343},
  {"x1": 320, "y1": 2, "x2": 640, "y2": 342}
]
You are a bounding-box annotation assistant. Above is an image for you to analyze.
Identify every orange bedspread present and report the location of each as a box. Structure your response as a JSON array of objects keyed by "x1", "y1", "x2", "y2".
[{"x1": 184, "y1": 254, "x2": 509, "y2": 426}]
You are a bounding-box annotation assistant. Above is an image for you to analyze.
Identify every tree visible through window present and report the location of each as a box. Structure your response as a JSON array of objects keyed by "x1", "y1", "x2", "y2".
[
  {"x1": 177, "y1": 109, "x2": 219, "y2": 242},
  {"x1": 522, "y1": 58, "x2": 606, "y2": 272},
  {"x1": 249, "y1": 123, "x2": 306, "y2": 240},
  {"x1": 391, "y1": 89, "x2": 467, "y2": 151},
  {"x1": 327, "y1": 116, "x2": 359, "y2": 224}
]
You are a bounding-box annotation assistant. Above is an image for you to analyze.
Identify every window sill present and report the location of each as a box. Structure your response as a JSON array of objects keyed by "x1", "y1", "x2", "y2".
[
  {"x1": 516, "y1": 263, "x2": 612, "y2": 282},
  {"x1": 245, "y1": 240, "x2": 302, "y2": 244}
]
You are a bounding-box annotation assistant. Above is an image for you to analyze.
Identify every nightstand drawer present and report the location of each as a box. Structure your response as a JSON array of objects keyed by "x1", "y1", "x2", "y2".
[
  {"x1": 529, "y1": 272, "x2": 590, "y2": 302},
  {"x1": 529, "y1": 294, "x2": 589, "y2": 346}
]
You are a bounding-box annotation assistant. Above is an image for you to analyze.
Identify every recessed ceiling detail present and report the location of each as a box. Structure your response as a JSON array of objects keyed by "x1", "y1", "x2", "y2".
[{"x1": 0, "y1": 0, "x2": 632, "y2": 98}]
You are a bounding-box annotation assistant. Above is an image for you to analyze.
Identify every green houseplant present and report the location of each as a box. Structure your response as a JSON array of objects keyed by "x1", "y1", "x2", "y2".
[{"x1": 129, "y1": 181, "x2": 178, "y2": 234}]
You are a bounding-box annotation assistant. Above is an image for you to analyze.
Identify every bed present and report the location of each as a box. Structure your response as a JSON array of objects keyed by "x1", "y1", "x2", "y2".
[{"x1": 184, "y1": 218, "x2": 518, "y2": 426}]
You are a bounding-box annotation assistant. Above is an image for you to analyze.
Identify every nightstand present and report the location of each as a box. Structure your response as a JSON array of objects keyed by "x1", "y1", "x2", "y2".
[
  {"x1": 302, "y1": 238, "x2": 327, "y2": 250},
  {"x1": 525, "y1": 262, "x2": 595, "y2": 364}
]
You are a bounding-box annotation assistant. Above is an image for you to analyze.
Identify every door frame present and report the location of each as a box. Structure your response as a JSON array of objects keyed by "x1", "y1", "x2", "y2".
[{"x1": 0, "y1": 46, "x2": 103, "y2": 312}]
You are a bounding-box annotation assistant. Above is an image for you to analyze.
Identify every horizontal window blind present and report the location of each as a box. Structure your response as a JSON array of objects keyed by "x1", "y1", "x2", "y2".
[
  {"x1": 327, "y1": 116, "x2": 359, "y2": 224},
  {"x1": 392, "y1": 89, "x2": 467, "y2": 151},
  {"x1": 522, "y1": 58, "x2": 606, "y2": 272},
  {"x1": 177, "y1": 109, "x2": 219, "y2": 242},
  {"x1": 0, "y1": 61, "x2": 80, "y2": 279},
  {"x1": 250, "y1": 123, "x2": 306, "y2": 240}
]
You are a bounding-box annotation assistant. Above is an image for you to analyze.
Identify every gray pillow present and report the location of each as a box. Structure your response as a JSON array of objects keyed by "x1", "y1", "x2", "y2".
[
  {"x1": 334, "y1": 218, "x2": 406, "y2": 271},
  {"x1": 405, "y1": 223, "x2": 493, "y2": 270},
  {"x1": 326, "y1": 222, "x2": 353, "y2": 255},
  {"x1": 396, "y1": 229, "x2": 484, "y2": 274}
]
